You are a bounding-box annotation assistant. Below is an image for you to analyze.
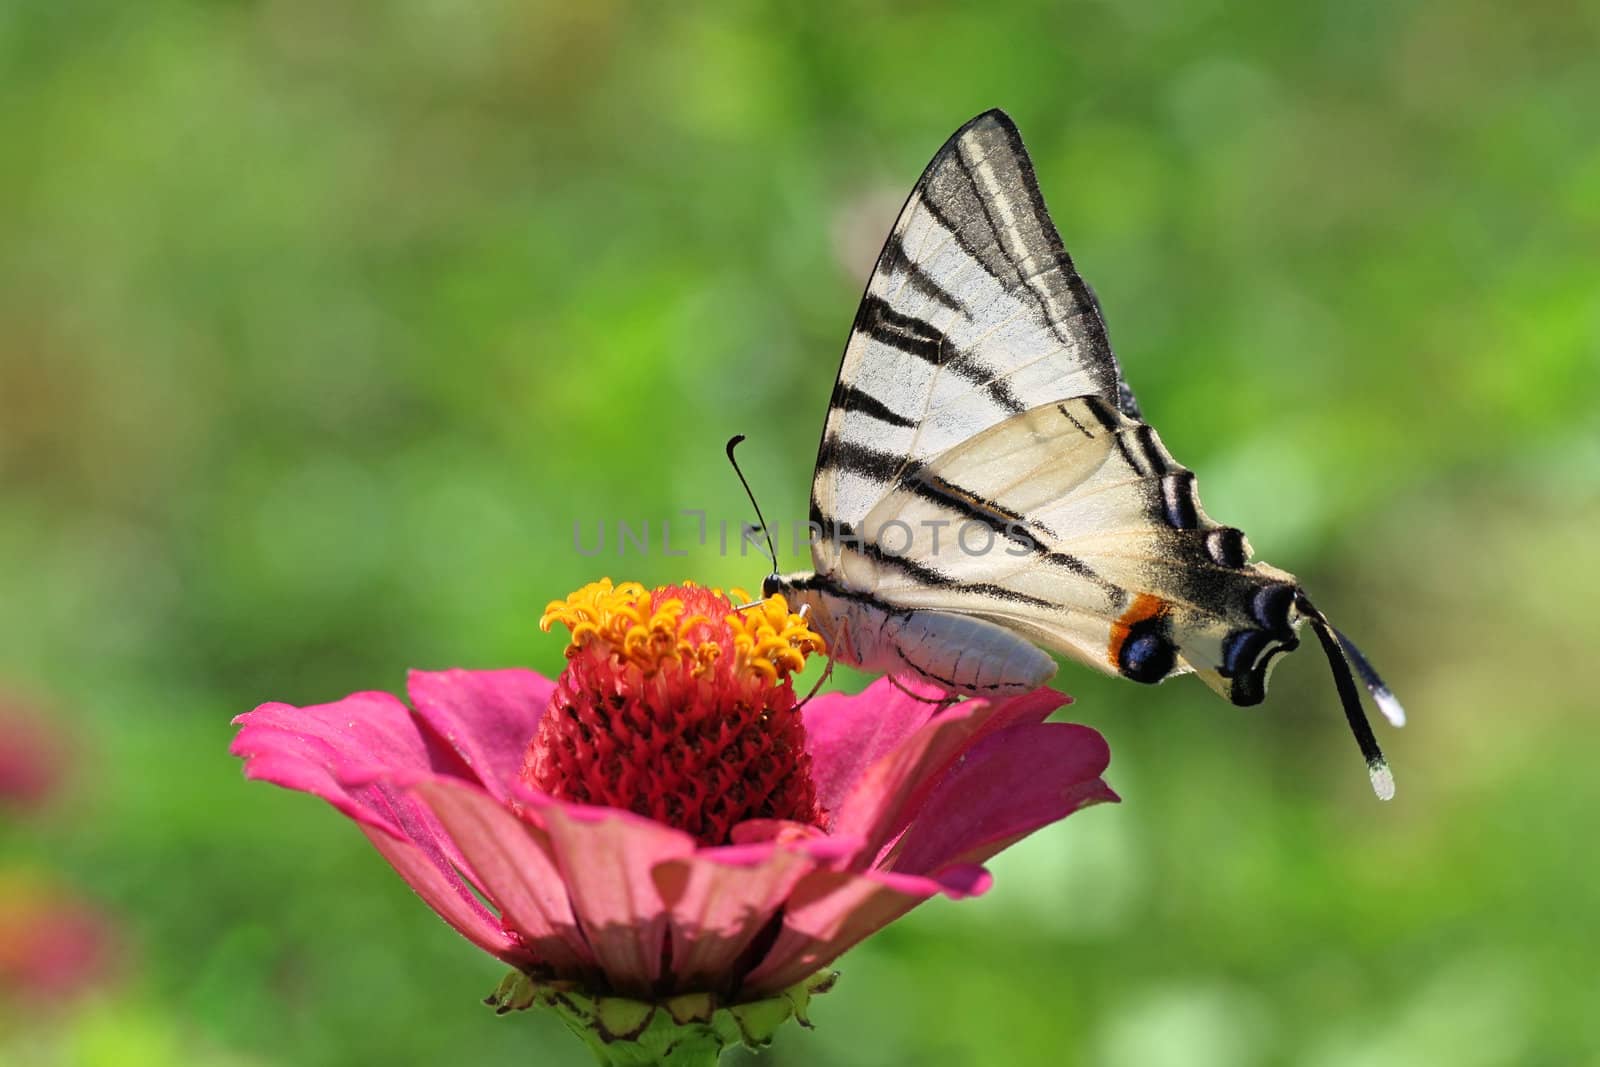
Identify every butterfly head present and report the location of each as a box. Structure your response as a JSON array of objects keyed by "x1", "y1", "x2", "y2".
[
  {"x1": 757, "y1": 572, "x2": 838, "y2": 651},
  {"x1": 760, "y1": 572, "x2": 818, "y2": 620}
]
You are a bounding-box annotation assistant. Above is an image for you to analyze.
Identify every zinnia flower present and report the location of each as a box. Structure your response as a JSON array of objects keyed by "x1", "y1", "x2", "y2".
[{"x1": 231, "y1": 580, "x2": 1115, "y2": 1062}]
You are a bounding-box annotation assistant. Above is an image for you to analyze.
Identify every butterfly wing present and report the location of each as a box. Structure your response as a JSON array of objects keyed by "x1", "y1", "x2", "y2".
[
  {"x1": 844, "y1": 395, "x2": 1303, "y2": 705},
  {"x1": 790, "y1": 109, "x2": 1399, "y2": 798},
  {"x1": 810, "y1": 109, "x2": 1139, "y2": 568}
]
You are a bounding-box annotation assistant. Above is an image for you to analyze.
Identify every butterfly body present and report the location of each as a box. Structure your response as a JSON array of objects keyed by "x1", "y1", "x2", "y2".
[
  {"x1": 772, "y1": 573, "x2": 1058, "y2": 696},
  {"x1": 760, "y1": 109, "x2": 1403, "y2": 796}
]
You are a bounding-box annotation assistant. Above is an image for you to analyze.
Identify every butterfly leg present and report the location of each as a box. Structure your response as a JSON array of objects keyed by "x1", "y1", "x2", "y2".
[
  {"x1": 794, "y1": 616, "x2": 845, "y2": 713},
  {"x1": 795, "y1": 650, "x2": 836, "y2": 712},
  {"x1": 886, "y1": 673, "x2": 958, "y2": 709}
]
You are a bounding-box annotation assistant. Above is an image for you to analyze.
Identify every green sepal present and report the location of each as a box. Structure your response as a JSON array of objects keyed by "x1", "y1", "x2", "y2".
[{"x1": 485, "y1": 971, "x2": 837, "y2": 1066}]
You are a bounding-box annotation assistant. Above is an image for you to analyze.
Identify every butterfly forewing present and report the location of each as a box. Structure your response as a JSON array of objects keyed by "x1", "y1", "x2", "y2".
[{"x1": 811, "y1": 110, "x2": 1133, "y2": 561}]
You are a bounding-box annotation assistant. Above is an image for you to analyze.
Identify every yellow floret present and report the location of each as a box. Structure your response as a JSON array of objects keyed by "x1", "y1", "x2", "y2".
[
  {"x1": 722, "y1": 587, "x2": 827, "y2": 683},
  {"x1": 541, "y1": 578, "x2": 825, "y2": 684}
]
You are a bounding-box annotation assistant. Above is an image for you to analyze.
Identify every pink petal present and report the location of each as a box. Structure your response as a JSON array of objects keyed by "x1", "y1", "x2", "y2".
[
  {"x1": 521, "y1": 794, "x2": 696, "y2": 998},
  {"x1": 232, "y1": 692, "x2": 445, "y2": 840},
  {"x1": 359, "y1": 825, "x2": 533, "y2": 967},
  {"x1": 650, "y1": 845, "x2": 816, "y2": 993},
  {"x1": 959, "y1": 686, "x2": 1072, "y2": 748},
  {"x1": 410, "y1": 778, "x2": 595, "y2": 976},
  {"x1": 406, "y1": 669, "x2": 552, "y2": 803},
  {"x1": 649, "y1": 833, "x2": 862, "y2": 990},
  {"x1": 802, "y1": 677, "x2": 942, "y2": 818},
  {"x1": 740, "y1": 864, "x2": 991, "y2": 996},
  {"x1": 888, "y1": 722, "x2": 1117, "y2": 877},
  {"x1": 727, "y1": 819, "x2": 831, "y2": 846},
  {"x1": 232, "y1": 693, "x2": 487, "y2": 935},
  {"x1": 830, "y1": 688, "x2": 1069, "y2": 868}
]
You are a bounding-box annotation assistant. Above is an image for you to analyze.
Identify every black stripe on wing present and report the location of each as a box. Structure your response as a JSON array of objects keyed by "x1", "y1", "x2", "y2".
[
  {"x1": 811, "y1": 453, "x2": 1117, "y2": 595},
  {"x1": 826, "y1": 522, "x2": 1063, "y2": 612},
  {"x1": 882, "y1": 231, "x2": 967, "y2": 317},
  {"x1": 832, "y1": 384, "x2": 919, "y2": 429},
  {"x1": 1160, "y1": 472, "x2": 1200, "y2": 530},
  {"x1": 857, "y1": 293, "x2": 943, "y2": 362},
  {"x1": 857, "y1": 295, "x2": 1026, "y2": 413},
  {"x1": 920, "y1": 110, "x2": 1132, "y2": 411},
  {"x1": 902, "y1": 470, "x2": 1112, "y2": 589},
  {"x1": 822, "y1": 440, "x2": 913, "y2": 485}
]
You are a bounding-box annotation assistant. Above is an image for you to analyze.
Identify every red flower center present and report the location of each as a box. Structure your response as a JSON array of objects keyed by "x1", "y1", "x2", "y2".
[{"x1": 523, "y1": 581, "x2": 826, "y2": 846}]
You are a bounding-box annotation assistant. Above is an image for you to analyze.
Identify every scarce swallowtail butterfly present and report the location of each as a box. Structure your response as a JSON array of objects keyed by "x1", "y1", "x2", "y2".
[{"x1": 754, "y1": 109, "x2": 1405, "y2": 800}]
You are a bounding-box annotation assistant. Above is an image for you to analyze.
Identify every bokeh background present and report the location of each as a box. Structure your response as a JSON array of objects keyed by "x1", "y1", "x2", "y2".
[{"x1": 3, "y1": 2, "x2": 1597, "y2": 1064}]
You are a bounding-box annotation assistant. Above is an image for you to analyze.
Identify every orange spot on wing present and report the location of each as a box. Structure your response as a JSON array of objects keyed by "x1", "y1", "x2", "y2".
[{"x1": 1107, "y1": 593, "x2": 1170, "y2": 669}]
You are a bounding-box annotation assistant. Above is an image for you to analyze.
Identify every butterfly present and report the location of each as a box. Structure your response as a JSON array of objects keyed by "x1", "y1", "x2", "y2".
[{"x1": 749, "y1": 109, "x2": 1404, "y2": 799}]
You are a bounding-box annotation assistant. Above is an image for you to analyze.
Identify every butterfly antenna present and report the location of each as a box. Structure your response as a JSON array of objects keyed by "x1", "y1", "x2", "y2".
[
  {"x1": 1297, "y1": 594, "x2": 1395, "y2": 801},
  {"x1": 725, "y1": 434, "x2": 780, "y2": 576},
  {"x1": 1333, "y1": 626, "x2": 1407, "y2": 728}
]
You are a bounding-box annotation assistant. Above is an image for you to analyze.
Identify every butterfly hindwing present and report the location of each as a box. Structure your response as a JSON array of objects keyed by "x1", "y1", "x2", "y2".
[{"x1": 838, "y1": 396, "x2": 1300, "y2": 704}]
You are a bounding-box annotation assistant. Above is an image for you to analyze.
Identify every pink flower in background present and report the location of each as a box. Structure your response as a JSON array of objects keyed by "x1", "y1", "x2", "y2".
[
  {"x1": 231, "y1": 580, "x2": 1115, "y2": 1003},
  {"x1": 0, "y1": 874, "x2": 121, "y2": 1004},
  {"x1": 0, "y1": 694, "x2": 120, "y2": 1010},
  {"x1": 0, "y1": 697, "x2": 69, "y2": 812}
]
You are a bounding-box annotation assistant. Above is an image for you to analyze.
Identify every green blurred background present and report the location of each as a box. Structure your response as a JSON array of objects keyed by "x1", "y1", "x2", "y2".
[{"x1": 2, "y1": 2, "x2": 1597, "y2": 1064}]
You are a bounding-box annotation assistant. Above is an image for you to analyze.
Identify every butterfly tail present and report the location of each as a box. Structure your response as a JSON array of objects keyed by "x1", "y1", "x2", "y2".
[{"x1": 1298, "y1": 595, "x2": 1396, "y2": 801}]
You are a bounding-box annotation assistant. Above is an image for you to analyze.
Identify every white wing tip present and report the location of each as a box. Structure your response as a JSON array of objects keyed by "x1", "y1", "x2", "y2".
[
  {"x1": 1368, "y1": 760, "x2": 1396, "y2": 801},
  {"x1": 1373, "y1": 686, "x2": 1407, "y2": 728}
]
